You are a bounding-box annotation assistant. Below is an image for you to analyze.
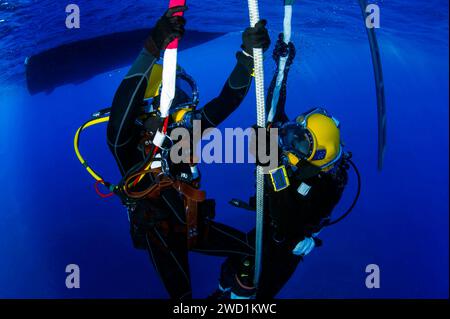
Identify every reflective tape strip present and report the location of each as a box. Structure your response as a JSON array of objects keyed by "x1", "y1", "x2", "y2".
[{"x1": 153, "y1": 130, "x2": 167, "y2": 148}]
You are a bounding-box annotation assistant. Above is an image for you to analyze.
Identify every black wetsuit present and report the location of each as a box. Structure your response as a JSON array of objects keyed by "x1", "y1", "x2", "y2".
[
  {"x1": 218, "y1": 44, "x2": 349, "y2": 299},
  {"x1": 106, "y1": 48, "x2": 256, "y2": 300}
]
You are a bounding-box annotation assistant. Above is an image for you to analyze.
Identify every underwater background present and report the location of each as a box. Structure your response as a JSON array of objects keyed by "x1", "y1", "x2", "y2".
[{"x1": 0, "y1": 0, "x2": 448, "y2": 298}]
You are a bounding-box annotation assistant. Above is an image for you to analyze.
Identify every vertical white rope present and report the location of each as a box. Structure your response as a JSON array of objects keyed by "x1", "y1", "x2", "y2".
[
  {"x1": 247, "y1": 0, "x2": 266, "y2": 289},
  {"x1": 268, "y1": 4, "x2": 293, "y2": 123},
  {"x1": 160, "y1": 48, "x2": 178, "y2": 118},
  {"x1": 160, "y1": 0, "x2": 186, "y2": 119}
]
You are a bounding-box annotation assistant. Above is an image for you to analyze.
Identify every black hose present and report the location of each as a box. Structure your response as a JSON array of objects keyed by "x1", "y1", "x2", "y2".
[{"x1": 325, "y1": 159, "x2": 361, "y2": 227}]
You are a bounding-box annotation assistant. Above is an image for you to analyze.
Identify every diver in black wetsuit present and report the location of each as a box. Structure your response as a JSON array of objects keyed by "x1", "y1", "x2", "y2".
[
  {"x1": 106, "y1": 6, "x2": 270, "y2": 300},
  {"x1": 212, "y1": 34, "x2": 351, "y2": 299}
]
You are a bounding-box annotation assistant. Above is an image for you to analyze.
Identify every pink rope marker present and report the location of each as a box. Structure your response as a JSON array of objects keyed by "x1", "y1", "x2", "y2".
[{"x1": 167, "y1": 0, "x2": 186, "y2": 49}]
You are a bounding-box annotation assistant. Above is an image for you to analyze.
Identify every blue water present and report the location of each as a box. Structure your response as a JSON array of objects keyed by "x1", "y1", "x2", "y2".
[{"x1": 0, "y1": 0, "x2": 448, "y2": 298}]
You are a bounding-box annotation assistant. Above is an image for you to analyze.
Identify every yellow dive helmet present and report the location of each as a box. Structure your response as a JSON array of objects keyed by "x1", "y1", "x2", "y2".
[
  {"x1": 279, "y1": 108, "x2": 343, "y2": 171},
  {"x1": 143, "y1": 64, "x2": 200, "y2": 122},
  {"x1": 144, "y1": 63, "x2": 164, "y2": 100}
]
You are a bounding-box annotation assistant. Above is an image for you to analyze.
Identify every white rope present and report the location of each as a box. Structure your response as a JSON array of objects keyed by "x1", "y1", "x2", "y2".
[
  {"x1": 160, "y1": 48, "x2": 178, "y2": 118},
  {"x1": 268, "y1": 3, "x2": 293, "y2": 123},
  {"x1": 160, "y1": 0, "x2": 186, "y2": 118},
  {"x1": 247, "y1": 0, "x2": 266, "y2": 289}
]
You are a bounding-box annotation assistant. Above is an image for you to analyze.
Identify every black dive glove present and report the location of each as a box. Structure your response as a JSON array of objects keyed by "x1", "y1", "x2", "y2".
[
  {"x1": 145, "y1": 6, "x2": 188, "y2": 59},
  {"x1": 273, "y1": 33, "x2": 296, "y2": 67},
  {"x1": 241, "y1": 19, "x2": 271, "y2": 57}
]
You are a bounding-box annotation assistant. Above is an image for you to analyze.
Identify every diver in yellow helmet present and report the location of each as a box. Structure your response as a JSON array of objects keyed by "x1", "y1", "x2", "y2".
[
  {"x1": 105, "y1": 6, "x2": 271, "y2": 300},
  {"x1": 213, "y1": 34, "x2": 360, "y2": 299},
  {"x1": 279, "y1": 107, "x2": 343, "y2": 171}
]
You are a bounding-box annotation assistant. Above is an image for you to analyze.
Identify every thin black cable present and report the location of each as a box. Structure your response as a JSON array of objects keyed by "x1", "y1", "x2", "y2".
[{"x1": 325, "y1": 159, "x2": 361, "y2": 226}]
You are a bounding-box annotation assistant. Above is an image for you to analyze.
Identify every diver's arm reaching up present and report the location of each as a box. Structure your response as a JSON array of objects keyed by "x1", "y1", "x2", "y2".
[
  {"x1": 266, "y1": 33, "x2": 296, "y2": 124},
  {"x1": 107, "y1": 6, "x2": 187, "y2": 175},
  {"x1": 194, "y1": 20, "x2": 271, "y2": 130}
]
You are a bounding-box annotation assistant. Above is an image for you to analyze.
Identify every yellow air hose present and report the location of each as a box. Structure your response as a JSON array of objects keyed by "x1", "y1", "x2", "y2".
[
  {"x1": 74, "y1": 114, "x2": 161, "y2": 197},
  {"x1": 74, "y1": 116, "x2": 110, "y2": 183}
]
